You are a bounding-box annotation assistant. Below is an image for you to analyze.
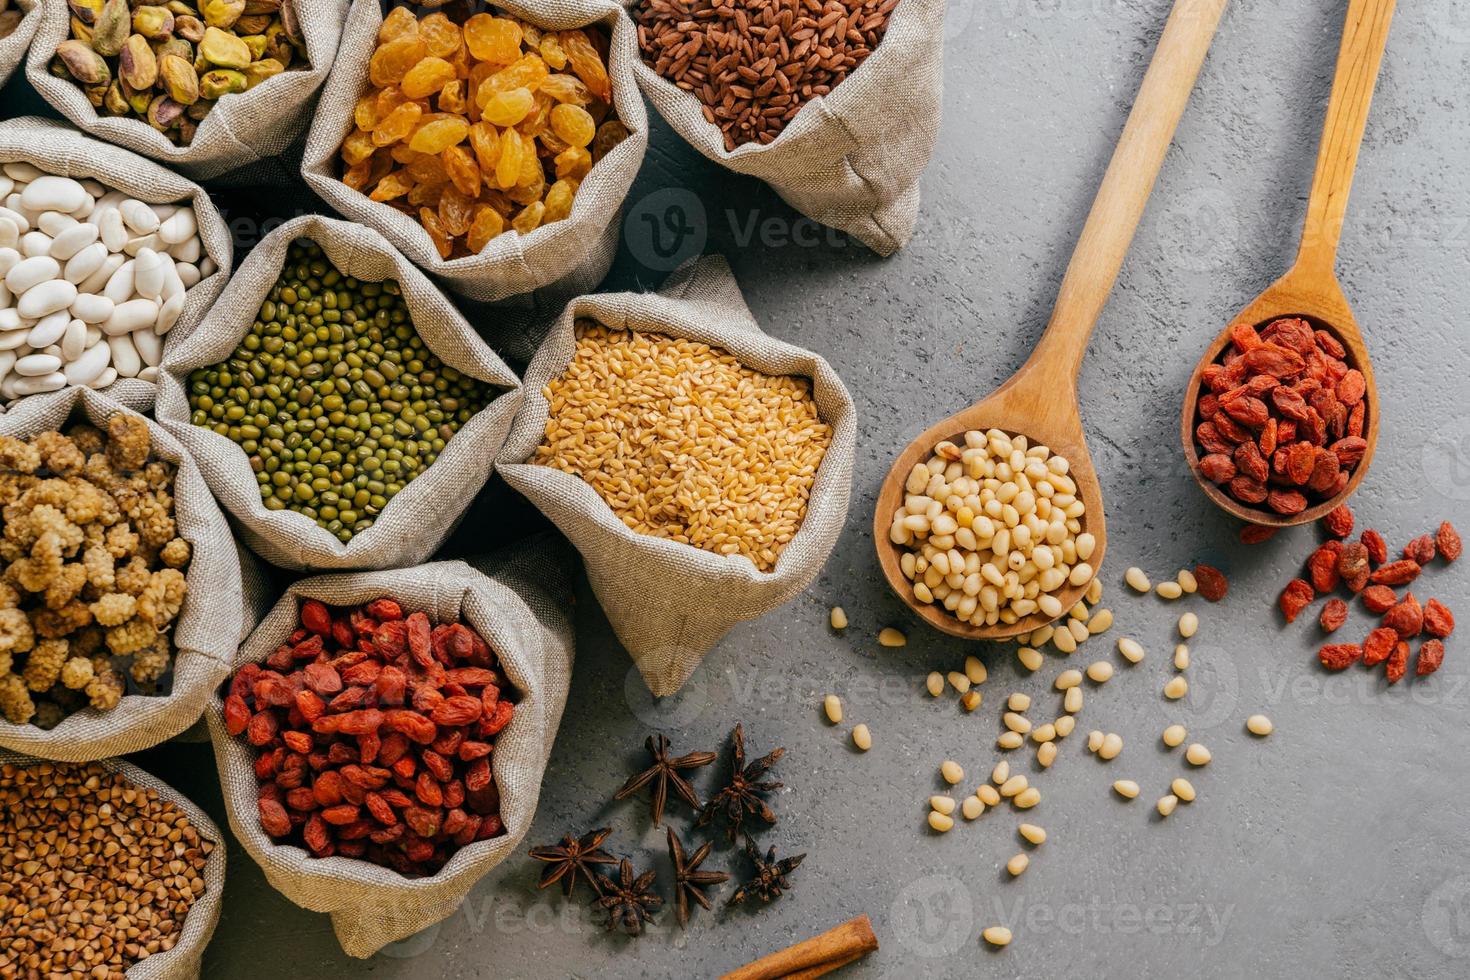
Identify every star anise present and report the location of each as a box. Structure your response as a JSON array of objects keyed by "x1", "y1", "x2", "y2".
[
  {"x1": 613, "y1": 733, "x2": 716, "y2": 827},
  {"x1": 591, "y1": 858, "x2": 663, "y2": 935},
  {"x1": 666, "y1": 826, "x2": 729, "y2": 928},
  {"x1": 698, "y1": 723, "x2": 784, "y2": 841},
  {"x1": 528, "y1": 827, "x2": 617, "y2": 899},
  {"x1": 728, "y1": 836, "x2": 805, "y2": 907}
]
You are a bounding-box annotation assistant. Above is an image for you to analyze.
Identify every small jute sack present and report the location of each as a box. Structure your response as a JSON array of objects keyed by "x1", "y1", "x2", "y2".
[
  {"x1": 301, "y1": 0, "x2": 649, "y2": 305},
  {"x1": 0, "y1": 750, "x2": 228, "y2": 980},
  {"x1": 0, "y1": 388, "x2": 244, "y2": 762},
  {"x1": 624, "y1": 0, "x2": 946, "y2": 256},
  {"x1": 24, "y1": 0, "x2": 348, "y2": 183},
  {"x1": 0, "y1": 0, "x2": 39, "y2": 88},
  {"x1": 205, "y1": 543, "x2": 575, "y2": 958},
  {"x1": 498, "y1": 255, "x2": 856, "y2": 696},
  {"x1": 0, "y1": 117, "x2": 233, "y2": 414},
  {"x1": 155, "y1": 214, "x2": 523, "y2": 572}
]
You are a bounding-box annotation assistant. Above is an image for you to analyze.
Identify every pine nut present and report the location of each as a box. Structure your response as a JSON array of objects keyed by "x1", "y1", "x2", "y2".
[
  {"x1": 1177, "y1": 569, "x2": 1198, "y2": 594},
  {"x1": 1125, "y1": 567, "x2": 1151, "y2": 592},
  {"x1": 1063, "y1": 687, "x2": 1083, "y2": 714},
  {"x1": 962, "y1": 796, "x2": 985, "y2": 820},
  {"x1": 992, "y1": 761, "x2": 1010, "y2": 784},
  {"x1": 879, "y1": 627, "x2": 907, "y2": 647},
  {"x1": 999, "y1": 775, "x2": 1028, "y2": 798},
  {"x1": 1118, "y1": 637, "x2": 1145, "y2": 664},
  {"x1": 977, "y1": 785, "x2": 1001, "y2": 807},
  {"x1": 1086, "y1": 661, "x2": 1114, "y2": 683},
  {"x1": 965, "y1": 655, "x2": 988, "y2": 685},
  {"x1": 1003, "y1": 712, "x2": 1032, "y2": 735},
  {"x1": 1178, "y1": 612, "x2": 1198, "y2": 638},
  {"x1": 1017, "y1": 647, "x2": 1043, "y2": 672},
  {"x1": 1185, "y1": 743, "x2": 1212, "y2": 766},
  {"x1": 998, "y1": 732, "x2": 1025, "y2": 750},
  {"x1": 1098, "y1": 733, "x2": 1123, "y2": 760},
  {"x1": 1173, "y1": 644, "x2": 1190, "y2": 670},
  {"x1": 1163, "y1": 676, "x2": 1188, "y2": 700},
  {"x1": 1032, "y1": 625, "x2": 1055, "y2": 647},
  {"x1": 1087, "y1": 608, "x2": 1113, "y2": 634},
  {"x1": 1019, "y1": 823, "x2": 1047, "y2": 845},
  {"x1": 852, "y1": 724, "x2": 872, "y2": 751},
  {"x1": 941, "y1": 760, "x2": 965, "y2": 784},
  {"x1": 1054, "y1": 715, "x2": 1076, "y2": 738},
  {"x1": 1013, "y1": 787, "x2": 1041, "y2": 809},
  {"x1": 961, "y1": 690, "x2": 983, "y2": 712},
  {"x1": 1087, "y1": 730, "x2": 1104, "y2": 752},
  {"x1": 1055, "y1": 669, "x2": 1082, "y2": 690},
  {"x1": 1156, "y1": 581, "x2": 1183, "y2": 600},
  {"x1": 948, "y1": 671, "x2": 972, "y2": 694},
  {"x1": 1246, "y1": 714, "x2": 1274, "y2": 736},
  {"x1": 925, "y1": 672, "x2": 944, "y2": 697},
  {"x1": 982, "y1": 926, "x2": 1012, "y2": 947},
  {"x1": 1007, "y1": 853, "x2": 1029, "y2": 876},
  {"x1": 823, "y1": 694, "x2": 843, "y2": 723},
  {"x1": 930, "y1": 795, "x2": 957, "y2": 815},
  {"x1": 1156, "y1": 794, "x2": 1178, "y2": 817},
  {"x1": 830, "y1": 606, "x2": 848, "y2": 630},
  {"x1": 1068, "y1": 618, "x2": 1089, "y2": 643},
  {"x1": 1037, "y1": 741, "x2": 1057, "y2": 767},
  {"x1": 1031, "y1": 723, "x2": 1056, "y2": 743},
  {"x1": 1053, "y1": 628, "x2": 1078, "y2": 654},
  {"x1": 1008, "y1": 692, "x2": 1031, "y2": 712},
  {"x1": 1113, "y1": 779, "x2": 1140, "y2": 799},
  {"x1": 928, "y1": 810, "x2": 955, "y2": 832},
  {"x1": 1086, "y1": 577, "x2": 1104, "y2": 605},
  {"x1": 1162, "y1": 724, "x2": 1187, "y2": 747},
  {"x1": 1171, "y1": 778, "x2": 1196, "y2": 802},
  {"x1": 1069, "y1": 601, "x2": 1088, "y2": 622}
]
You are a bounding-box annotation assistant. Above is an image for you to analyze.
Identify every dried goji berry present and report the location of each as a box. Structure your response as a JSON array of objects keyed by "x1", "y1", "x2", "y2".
[
  {"x1": 1213, "y1": 412, "x2": 1252, "y2": 445},
  {"x1": 1329, "y1": 437, "x2": 1367, "y2": 467},
  {"x1": 1383, "y1": 593, "x2": 1423, "y2": 638},
  {"x1": 407, "y1": 612, "x2": 434, "y2": 668},
  {"x1": 1240, "y1": 524, "x2": 1278, "y2": 545},
  {"x1": 1319, "y1": 598, "x2": 1348, "y2": 633},
  {"x1": 1370, "y1": 560, "x2": 1421, "y2": 587},
  {"x1": 301, "y1": 599, "x2": 333, "y2": 636},
  {"x1": 1318, "y1": 643, "x2": 1361, "y2": 670},
  {"x1": 1360, "y1": 529, "x2": 1387, "y2": 565},
  {"x1": 1424, "y1": 599, "x2": 1455, "y2": 639},
  {"x1": 285, "y1": 786, "x2": 317, "y2": 812},
  {"x1": 259, "y1": 798, "x2": 292, "y2": 837},
  {"x1": 430, "y1": 695, "x2": 482, "y2": 727},
  {"x1": 366, "y1": 791, "x2": 398, "y2": 825},
  {"x1": 282, "y1": 730, "x2": 313, "y2": 754},
  {"x1": 366, "y1": 598, "x2": 404, "y2": 622},
  {"x1": 338, "y1": 708, "x2": 386, "y2": 736},
  {"x1": 303, "y1": 662, "x2": 343, "y2": 695},
  {"x1": 303, "y1": 813, "x2": 332, "y2": 854},
  {"x1": 328, "y1": 686, "x2": 368, "y2": 713},
  {"x1": 321, "y1": 804, "x2": 362, "y2": 826},
  {"x1": 1307, "y1": 542, "x2": 1343, "y2": 593},
  {"x1": 247, "y1": 711, "x2": 279, "y2": 747},
  {"x1": 1198, "y1": 453, "x2": 1236, "y2": 483},
  {"x1": 458, "y1": 740, "x2": 493, "y2": 761},
  {"x1": 420, "y1": 750, "x2": 455, "y2": 783},
  {"x1": 375, "y1": 665, "x2": 408, "y2": 706},
  {"x1": 1416, "y1": 639, "x2": 1446, "y2": 676},
  {"x1": 1361, "y1": 585, "x2": 1397, "y2": 614},
  {"x1": 1403, "y1": 534, "x2": 1437, "y2": 565},
  {"x1": 1438, "y1": 522, "x2": 1462, "y2": 562},
  {"x1": 1196, "y1": 422, "x2": 1234, "y2": 455},
  {"x1": 1233, "y1": 441, "x2": 1269, "y2": 483},
  {"x1": 295, "y1": 689, "x2": 326, "y2": 723},
  {"x1": 1280, "y1": 579, "x2": 1315, "y2": 623},
  {"x1": 1229, "y1": 476, "x2": 1268, "y2": 504},
  {"x1": 415, "y1": 772, "x2": 444, "y2": 807},
  {"x1": 1363, "y1": 627, "x2": 1398, "y2": 667},
  {"x1": 342, "y1": 660, "x2": 383, "y2": 687},
  {"x1": 1268, "y1": 488, "x2": 1308, "y2": 515},
  {"x1": 1386, "y1": 641, "x2": 1409, "y2": 683},
  {"x1": 224, "y1": 694, "x2": 251, "y2": 736},
  {"x1": 1338, "y1": 543, "x2": 1371, "y2": 593},
  {"x1": 1314, "y1": 328, "x2": 1346, "y2": 358},
  {"x1": 1321, "y1": 504, "x2": 1354, "y2": 538},
  {"x1": 1243, "y1": 343, "x2": 1306, "y2": 379},
  {"x1": 480, "y1": 699, "x2": 513, "y2": 736},
  {"x1": 374, "y1": 620, "x2": 410, "y2": 660}
]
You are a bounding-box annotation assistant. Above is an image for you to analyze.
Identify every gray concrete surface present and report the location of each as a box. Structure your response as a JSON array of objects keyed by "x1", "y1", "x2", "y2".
[{"x1": 33, "y1": 0, "x2": 1470, "y2": 975}]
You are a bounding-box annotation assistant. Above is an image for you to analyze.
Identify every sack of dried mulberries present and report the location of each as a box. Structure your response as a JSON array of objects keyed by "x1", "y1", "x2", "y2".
[
  {"x1": 0, "y1": 387, "x2": 243, "y2": 762},
  {"x1": 25, "y1": 0, "x2": 348, "y2": 182},
  {"x1": 205, "y1": 540, "x2": 574, "y2": 958},
  {"x1": 0, "y1": 0, "x2": 39, "y2": 89},
  {"x1": 498, "y1": 255, "x2": 856, "y2": 696},
  {"x1": 626, "y1": 0, "x2": 945, "y2": 256}
]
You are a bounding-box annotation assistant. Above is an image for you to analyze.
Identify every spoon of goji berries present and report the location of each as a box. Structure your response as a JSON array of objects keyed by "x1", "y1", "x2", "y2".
[{"x1": 1182, "y1": 0, "x2": 1393, "y2": 528}]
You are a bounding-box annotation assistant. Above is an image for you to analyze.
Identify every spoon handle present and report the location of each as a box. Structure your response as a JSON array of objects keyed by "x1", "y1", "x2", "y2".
[
  {"x1": 1026, "y1": 0, "x2": 1227, "y2": 384},
  {"x1": 1295, "y1": 0, "x2": 1397, "y2": 278}
]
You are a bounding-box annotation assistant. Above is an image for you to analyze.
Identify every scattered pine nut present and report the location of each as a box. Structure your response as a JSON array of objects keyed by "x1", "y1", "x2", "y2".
[
  {"x1": 1086, "y1": 661, "x2": 1114, "y2": 683},
  {"x1": 962, "y1": 796, "x2": 985, "y2": 820},
  {"x1": 1156, "y1": 581, "x2": 1183, "y2": 600},
  {"x1": 1067, "y1": 618, "x2": 1090, "y2": 644},
  {"x1": 1156, "y1": 794, "x2": 1178, "y2": 817},
  {"x1": 940, "y1": 760, "x2": 965, "y2": 784},
  {"x1": 1125, "y1": 567, "x2": 1151, "y2": 592},
  {"x1": 1162, "y1": 724, "x2": 1187, "y2": 748},
  {"x1": 948, "y1": 671, "x2": 972, "y2": 694},
  {"x1": 1008, "y1": 692, "x2": 1032, "y2": 712},
  {"x1": 852, "y1": 724, "x2": 872, "y2": 751},
  {"x1": 830, "y1": 606, "x2": 848, "y2": 630},
  {"x1": 1031, "y1": 723, "x2": 1056, "y2": 743},
  {"x1": 1037, "y1": 741, "x2": 1057, "y2": 767},
  {"x1": 982, "y1": 926, "x2": 1012, "y2": 947},
  {"x1": 823, "y1": 694, "x2": 843, "y2": 724},
  {"x1": 1018, "y1": 823, "x2": 1047, "y2": 845},
  {"x1": 1087, "y1": 609, "x2": 1114, "y2": 634},
  {"x1": 1032, "y1": 625, "x2": 1056, "y2": 647},
  {"x1": 930, "y1": 795, "x2": 957, "y2": 815},
  {"x1": 1013, "y1": 787, "x2": 1041, "y2": 809},
  {"x1": 1246, "y1": 714, "x2": 1274, "y2": 736},
  {"x1": 879, "y1": 627, "x2": 907, "y2": 647},
  {"x1": 1017, "y1": 647, "x2": 1043, "y2": 672},
  {"x1": 1055, "y1": 670, "x2": 1083, "y2": 690},
  {"x1": 1054, "y1": 715, "x2": 1076, "y2": 738},
  {"x1": 1185, "y1": 743, "x2": 1212, "y2": 766},
  {"x1": 1118, "y1": 637, "x2": 1145, "y2": 664},
  {"x1": 977, "y1": 785, "x2": 1001, "y2": 807},
  {"x1": 961, "y1": 690, "x2": 983, "y2": 712},
  {"x1": 925, "y1": 672, "x2": 944, "y2": 697},
  {"x1": 1053, "y1": 628, "x2": 1079, "y2": 654},
  {"x1": 1006, "y1": 853, "x2": 1029, "y2": 877},
  {"x1": 1173, "y1": 644, "x2": 1190, "y2": 671},
  {"x1": 1086, "y1": 577, "x2": 1104, "y2": 605},
  {"x1": 1098, "y1": 733, "x2": 1123, "y2": 760},
  {"x1": 998, "y1": 732, "x2": 1025, "y2": 750},
  {"x1": 928, "y1": 810, "x2": 955, "y2": 832},
  {"x1": 1178, "y1": 612, "x2": 1199, "y2": 639},
  {"x1": 1171, "y1": 778, "x2": 1196, "y2": 803},
  {"x1": 992, "y1": 761, "x2": 1009, "y2": 784},
  {"x1": 1087, "y1": 730, "x2": 1104, "y2": 752},
  {"x1": 1063, "y1": 687, "x2": 1083, "y2": 714},
  {"x1": 964, "y1": 655, "x2": 988, "y2": 685},
  {"x1": 1177, "y1": 569, "x2": 1198, "y2": 594},
  {"x1": 1069, "y1": 601, "x2": 1089, "y2": 622},
  {"x1": 999, "y1": 775, "x2": 1028, "y2": 798},
  {"x1": 1113, "y1": 779, "x2": 1140, "y2": 799},
  {"x1": 1003, "y1": 712, "x2": 1032, "y2": 735},
  {"x1": 1163, "y1": 676, "x2": 1188, "y2": 700}
]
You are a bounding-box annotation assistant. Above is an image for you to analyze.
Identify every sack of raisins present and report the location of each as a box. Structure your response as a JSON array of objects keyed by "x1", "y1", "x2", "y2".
[
  {"x1": 0, "y1": 388, "x2": 245, "y2": 763},
  {"x1": 205, "y1": 541, "x2": 575, "y2": 958},
  {"x1": 0, "y1": 0, "x2": 39, "y2": 89},
  {"x1": 497, "y1": 255, "x2": 856, "y2": 696},
  {"x1": 625, "y1": 0, "x2": 946, "y2": 256},
  {"x1": 24, "y1": 0, "x2": 347, "y2": 183},
  {"x1": 154, "y1": 214, "x2": 523, "y2": 572},
  {"x1": 300, "y1": 0, "x2": 648, "y2": 305}
]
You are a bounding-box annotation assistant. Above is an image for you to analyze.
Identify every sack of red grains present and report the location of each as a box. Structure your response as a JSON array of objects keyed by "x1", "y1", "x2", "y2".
[
  {"x1": 0, "y1": 751, "x2": 227, "y2": 980},
  {"x1": 498, "y1": 255, "x2": 856, "y2": 696},
  {"x1": 0, "y1": 389, "x2": 244, "y2": 762},
  {"x1": 627, "y1": 0, "x2": 945, "y2": 255},
  {"x1": 205, "y1": 541, "x2": 575, "y2": 958}
]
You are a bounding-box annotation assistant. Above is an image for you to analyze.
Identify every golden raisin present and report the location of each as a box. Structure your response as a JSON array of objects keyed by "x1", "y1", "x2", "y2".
[
  {"x1": 468, "y1": 121, "x2": 501, "y2": 171},
  {"x1": 341, "y1": 128, "x2": 377, "y2": 165},
  {"x1": 408, "y1": 116, "x2": 469, "y2": 154},
  {"x1": 439, "y1": 184, "x2": 476, "y2": 237},
  {"x1": 420, "y1": 12, "x2": 463, "y2": 58},
  {"x1": 539, "y1": 33, "x2": 568, "y2": 70},
  {"x1": 540, "y1": 74, "x2": 590, "y2": 106},
  {"x1": 477, "y1": 55, "x2": 549, "y2": 106},
  {"x1": 543, "y1": 178, "x2": 576, "y2": 222},
  {"x1": 401, "y1": 57, "x2": 457, "y2": 99},
  {"x1": 369, "y1": 170, "x2": 414, "y2": 202},
  {"x1": 482, "y1": 87, "x2": 535, "y2": 126},
  {"x1": 559, "y1": 29, "x2": 610, "y2": 102},
  {"x1": 464, "y1": 14, "x2": 522, "y2": 65},
  {"x1": 371, "y1": 102, "x2": 422, "y2": 146},
  {"x1": 369, "y1": 36, "x2": 428, "y2": 88},
  {"x1": 354, "y1": 94, "x2": 380, "y2": 131},
  {"x1": 554, "y1": 144, "x2": 591, "y2": 180},
  {"x1": 466, "y1": 205, "x2": 505, "y2": 252},
  {"x1": 495, "y1": 126, "x2": 524, "y2": 190},
  {"x1": 419, "y1": 207, "x2": 453, "y2": 258},
  {"x1": 378, "y1": 5, "x2": 418, "y2": 43},
  {"x1": 511, "y1": 200, "x2": 545, "y2": 235},
  {"x1": 549, "y1": 103, "x2": 594, "y2": 147},
  {"x1": 442, "y1": 144, "x2": 481, "y2": 197},
  {"x1": 439, "y1": 80, "x2": 466, "y2": 114},
  {"x1": 593, "y1": 120, "x2": 629, "y2": 161}
]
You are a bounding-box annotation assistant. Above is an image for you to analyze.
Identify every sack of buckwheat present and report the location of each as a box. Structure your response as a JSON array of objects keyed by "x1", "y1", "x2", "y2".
[
  {"x1": 627, "y1": 0, "x2": 945, "y2": 256},
  {"x1": 498, "y1": 255, "x2": 855, "y2": 696}
]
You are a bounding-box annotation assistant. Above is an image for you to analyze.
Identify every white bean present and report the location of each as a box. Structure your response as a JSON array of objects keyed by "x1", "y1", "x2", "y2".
[
  {"x1": 119, "y1": 199, "x2": 160, "y2": 234},
  {"x1": 132, "y1": 326, "x2": 162, "y2": 366},
  {"x1": 15, "y1": 353, "x2": 62, "y2": 377},
  {"x1": 17, "y1": 279, "x2": 76, "y2": 319},
  {"x1": 64, "y1": 241, "x2": 107, "y2": 284},
  {"x1": 11, "y1": 372, "x2": 67, "y2": 395},
  {"x1": 20, "y1": 176, "x2": 88, "y2": 213},
  {"x1": 108, "y1": 333, "x2": 141, "y2": 377},
  {"x1": 133, "y1": 247, "x2": 166, "y2": 300},
  {"x1": 61, "y1": 318, "x2": 86, "y2": 360},
  {"x1": 159, "y1": 208, "x2": 197, "y2": 245},
  {"x1": 5, "y1": 254, "x2": 59, "y2": 293},
  {"x1": 102, "y1": 298, "x2": 158, "y2": 336},
  {"x1": 62, "y1": 341, "x2": 111, "y2": 385},
  {"x1": 88, "y1": 366, "x2": 118, "y2": 390},
  {"x1": 69, "y1": 292, "x2": 114, "y2": 324},
  {"x1": 48, "y1": 222, "x2": 98, "y2": 261}
]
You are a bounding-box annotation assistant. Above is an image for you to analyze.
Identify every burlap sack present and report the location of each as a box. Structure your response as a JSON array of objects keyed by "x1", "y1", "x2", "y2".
[
  {"x1": 301, "y1": 0, "x2": 648, "y2": 305},
  {"x1": 625, "y1": 0, "x2": 946, "y2": 256},
  {"x1": 24, "y1": 0, "x2": 348, "y2": 182},
  {"x1": 0, "y1": 387, "x2": 244, "y2": 761},
  {"x1": 0, "y1": 750, "x2": 227, "y2": 980},
  {"x1": 206, "y1": 543, "x2": 575, "y2": 958},
  {"x1": 0, "y1": 0, "x2": 38, "y2": 88},
  {"x1": 0, "y1": 117, "x2": 233, "y2": 414},
  {"x1": 155, "y1": 214, "x2": 523, "y2": 572},
  {"x1": 498, "y1": 255, "x2": 855, "y2": 695}
]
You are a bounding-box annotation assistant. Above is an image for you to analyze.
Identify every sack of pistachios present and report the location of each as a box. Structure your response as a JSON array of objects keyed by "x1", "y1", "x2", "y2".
[
  {"x1": 0, "y1": 0, "x2": 39, "y2": 88},
  {"x1": 498, "y1": 255, "x2": 856, "y2": 696},
  {"x1": 155, "y1": 214, "x2": 523, "y2": 572},
  {"x1": 205, "y1": 542, "x2": 575, "y2": 958},
  {"x1": 25, "y1": 0, "x2": 347, "y2": 182}
]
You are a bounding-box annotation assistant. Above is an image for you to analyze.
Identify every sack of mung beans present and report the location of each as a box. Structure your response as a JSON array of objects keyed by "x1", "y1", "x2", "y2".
[
  {"x1": 299, "y1": 0, "x2": 648, "y2": 305},
  {"x1": 205, "y1": 541, "x2": 575, "y2": 959},
  {"x1": 154, "y1": 214, "x2": 523, "y2": 573},
  {"x1": 0, "y1": 117, "x2": 233, "y2": 413},
  {"x1": 626, "y1": 0, "x2": 946, "y2": 256},
  {"x1": 0, "y1": 752, "x2": 228, "y2": 980},
  {"x1": 24, "y1": 0, "x2": 348, "y2": 183},
  {"x1": 0, "y1": 387, "x2": 244, "y2": 763},
  {"x1": 498, "y1": 255, "x2": 856, "y2": 696},
  {"x1": 0, "y1": 0, "x2": 39, "y2": 89}
]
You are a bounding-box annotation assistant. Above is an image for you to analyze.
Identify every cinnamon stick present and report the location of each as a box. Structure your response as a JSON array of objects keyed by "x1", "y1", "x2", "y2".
[{"x1": 719, "y1": 915, "x2": 878, "y2": 980}]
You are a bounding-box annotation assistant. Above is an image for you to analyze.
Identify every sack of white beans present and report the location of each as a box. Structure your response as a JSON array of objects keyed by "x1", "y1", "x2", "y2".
[
  {"x1": 498, "y1": 255, "x2": 855, "y2": 696},
  {"x1": 0, "y1": 0, "x2": 39, "y2": 88},
  {"x1": 24, "y1": 0, "x2": 348, "y2": 183},
  {"x1": 300, "y1": 0, "x2": 648, "y2": 304},
  {"x1": 0, "y1": 117, "x2": 232, "y2": 411},
  {"x1": 624, "y1": 0, "x2": 946, "y2": 256},
  {"x1": 205, "y1": 541, "x2": 575, "y2": 958},
  {"x1": 155, "y1": 214, "x2": 523, "y2": 572}
]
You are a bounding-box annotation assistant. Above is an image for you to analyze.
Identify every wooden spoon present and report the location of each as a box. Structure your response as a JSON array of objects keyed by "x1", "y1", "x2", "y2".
[
  {"x1": 1182, "y1": 0, "x2": 1394, "y2": 527},
  {"x1": 873, "y1": 0, "x2": 1228, "y2": 640}
]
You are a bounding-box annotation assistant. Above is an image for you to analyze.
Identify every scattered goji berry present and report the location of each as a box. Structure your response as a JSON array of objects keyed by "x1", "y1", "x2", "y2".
[
  {"x1": 1240, "y1": 524, "x2": 1278, "y2": 545},
  {"x1": 1370, "y1": 560, "x2": 1421, "y2": 587},
  {"x1": 1383, "y1": 593, "x2": 1423, "y2": 638},
  {"x1": 1403, "y1": 534, "x2": 1437, "y2": 565},
  {"x1": 1360, "y1": 529, "x2": 1387, "y2": 566},
  {"x1": 1423, "y1": 599, "x2": 1455, "y2": 639},
  {"x1": 1361, "y1": 585, "x2": 1397, "y2": 614},
  {"x1": 1416, "y1": 639, "x2": 1446, "y2": 677},
  {"x1": 1386, "y1": 641, "x2": 1409, "y2": 683},
  {"x1": 1338, "y1": 542, "x2": 1371, "y2": 593},
  {"x1": 1280, "y1": 579, "x2": 1315, "y2": 623},
  {"x1": 1318, "y1": 643, "x2": 1361, "y2": 670},
  {"x1": 1319, "y1": 598, "x2": 1348, "y2": 633},
  {"x1": 1438, "y1": 522, "x2": 1462, "y2": 562},
  {"x1": 1363, "y1": 627, "x2": 1398, "y2": 666},
  {"x1": 1308, "y1": 542, "x2": 1343, "y2": 593},
  {"x1": 1322, "y1": 504, "x2": 1354, "y2": 538}
]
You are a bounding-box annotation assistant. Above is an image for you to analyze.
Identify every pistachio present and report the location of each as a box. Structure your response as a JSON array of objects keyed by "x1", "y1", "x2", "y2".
[
  {"x1": 200, "y1": 24, "x2": 250, "y2": 67},
  {"x1": 198, "y1": 67, "x2": 245, "y2": 98},
  {"x1": 67, "y1": 0, "x2": 105, "y2": 26},
  {"x1": 174, "y1": 14, "x2": 205, "y2": 42},
  {"x1": 158, "y1": 53, "x2": 199, "y2": 103},
  {"x1": 243, "y1": 0, "x2": 281, "y2": 13},
  {"x1": 163, "y1": 0, "x2": 195, "y2": 15},
  {"x1": 186, "y1": 97, "x2": 213, "y2": 120},
  {"x1": 83, "y1": 82, "x2": 109, "y2": 107},
  {"x1": 278, "y1": 0, "x2": 298, "y2": 44},
  {"x1": 55, "y1": 39, "x2": 110, "y2": 85},
  {"x1": 200, "y1": 0, "x2": 243, "y2": 29},
  {"x1": 146, "y1": 93, "x2": 184, "y2": 130},
  {"x1": 242, "y1": 57, "x2": 283, "y2": 88},
  {"x1": 233, "y1": 12, "x2": 269, "y2": 33},
  {"x1": 263, "y1": 23, "x2": 294, "y2": 65},
  {"x1": 121, "y1": 77, "x2": 153, "y2": 113},
  {"x1": 68, "y1": 16, "x2": 95, "y2": 45},
  {"x1": 90, "y1": 0, "x2": 131, "y2": 55},
  {"x1": 241, "y1": 32, "x2": 266, "y2": 59},
  {"x1": 176, "y1": 116, "x2": 198, "y2": 144},
  {"x1": 118, "y1": 34, "x2": 158, "y2": 90},
  {"x1": 131, "y1": 5, "x2": 175, "y2": 40},
  {"x1": 103, "y1": 79, "x2": 130, "y2": 114},
  {"x1": 155, "y1": 36, "x2": 193, "y2": 61}
]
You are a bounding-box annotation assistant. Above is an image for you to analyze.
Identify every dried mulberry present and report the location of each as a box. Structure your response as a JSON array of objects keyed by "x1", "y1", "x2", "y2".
[
  {"x1": 83, "y1": 546, "x2": 116, "y2": 591},
  {"x1": 105, "y1": 618, "x2": 156, "y2": 656},
  {"x1": 0, "y1": 435, "x2": 41, "y2": 474},
  {"x1": 22, "y1": 638, "x2": 69, "y2": 692},
  {"x1": 137, "y1": 569, "x2": 187, "y2": 626},
  {"x1": 129, "y1": 639, "x2": 170, "y2": 684},
  {"x1": 0, "y1": 608, "x2": 34, "y2": 655},
  {"x1": 105, "y1": 415, "x2": 153, "y2": 472},
  {"x1": 160, "y1": 538, "x2": 191, "y2": 569},
  {"x1": 0, "y1": 673, "x2": 36, "y2": 723},
  {"x1": 105, "y1": 523, "x2": 140, "y2": 560},
  {"x1": 90, "y1": 593, "x2": 138, "y2": 627},
  {"x1": 60, "y1": 656, "x2": 95, "y2": 691},
  {"x1": 115, "y1": 556, "x2": 152, "y2": 596},
  {"x1": 85, "y1": 667, "x2": 125, "y2": 711},
  {"x1": 33, "y1": 431, "x2": 86, "y2": 476}
]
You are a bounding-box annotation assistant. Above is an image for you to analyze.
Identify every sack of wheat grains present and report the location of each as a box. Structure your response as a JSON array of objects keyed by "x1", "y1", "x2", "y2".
[
  {"x1": 499, "y1": 255, "x2": 855, "y2": 696},
  {"x1": 155, "y1": 214, "x2": 523, "y2": 572},
  {"x1": 206, "y1": 542, "x2": 575, "y2": 958}
]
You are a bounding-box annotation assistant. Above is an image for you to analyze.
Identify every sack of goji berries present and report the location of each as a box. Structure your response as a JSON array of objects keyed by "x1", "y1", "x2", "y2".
[
  {"x1": 497, "y1": 255, "x2": 856, "y2": 696},
  {"x1": 0, "y1": 0, "x2": 39, "y2": 89},
  {"x1": 24, "y1": 0, "x2": 347, "y2": 183},
  {"x1": 299, "y1": 0, "x2": 648, "y2": 306},
  {"x1": 0, "y1": 388, "x2": 244, "y2": 763},
  {"x1": 625, "y1": 0, "x2": 945, "y2": 256},
  {"x1": 205, "y1": 539, "x2": 575, "y2": 958},
  {"x1": 155, "y1": 214, "x2": 523, "y2": 572},
  {"x1": 0, "y1": 751, "x2": 228, "y2": 980}
]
